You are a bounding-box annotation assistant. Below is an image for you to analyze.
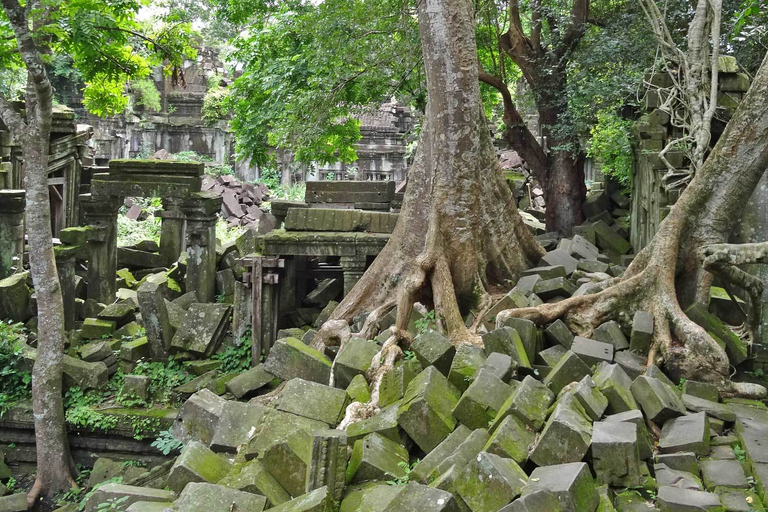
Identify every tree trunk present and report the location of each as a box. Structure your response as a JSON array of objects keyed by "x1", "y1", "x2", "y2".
[
  {"x1": 503, "y1": 51, "x2": 768, "y2": 395},
  {"x1": 316, "y1": 0, "x2": 545, "y2": 416},
  {"x1": 544, "y1": 148, "x2": 586, "y2": 235}
]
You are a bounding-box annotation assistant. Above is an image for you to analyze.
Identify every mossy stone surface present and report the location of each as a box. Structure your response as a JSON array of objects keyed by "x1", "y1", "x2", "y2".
[
  {"x1": 339, "y1": 483, "x2": 404, "y2": 512},
  {"x1": 167, "y1": 440, "x2": 231, "y2": 493},
  {"x1": 334, "y1": 338, "x2": 380, "y2": 388},
  {"x1": 263, "y1": 337, "x2": 332, "y2": 384},
  {"x1": 455, "y1": 452, "x2": 527, "y2": 512},
  {"x1": 448, "y1": 343, "x2": 486, "y2": 392},
  {"x1": 346, "y1": 433, "x2": 408, "y2": 484},
  {"x1": 452, "y1": 368, "x2": 512, "y2": 429},
  {"x1": 484, "y1": 414, "x2": 535, "y2": 465},
  {"x1": 346, "y1": 374, "x2": 371, "y2": 404},
  {"x1": 218, "y1": 459, "x2": 291, "y2": 507},
  {"x1": 379, "y1": 359, "x2": 422, "y2": 407},
  {"x1": 347, "y1": 402, "x2": 401, "y2": 445},
  {"x1": 277, "y1": 378, "x2": 350, "y2": 426}
]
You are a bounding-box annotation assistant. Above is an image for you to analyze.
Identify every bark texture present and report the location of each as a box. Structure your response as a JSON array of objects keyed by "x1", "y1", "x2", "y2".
[
  {"x1": 0, "y1": 0, "x2": 77, "y2": 503},
  {"x1": 501, "y1": 51, "x2": 768, "y2": 395},
  {"x1": 317, "y1": 0, "x2": 544, "y2": 416}
]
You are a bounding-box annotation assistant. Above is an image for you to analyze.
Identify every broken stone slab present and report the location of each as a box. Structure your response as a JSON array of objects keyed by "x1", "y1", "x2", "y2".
[
  {"x1": 218, "y1": 458, "x2": 290, "y2": 508},
  {"x1": 411, "y1": 330, "x2": 456, "y2": 377},
  {"x1": 225, "y1": 364, "x2": 276, "y2": 399},
  {"x1": 686, "y1": 302, "x2": 748, "y2": 366},
  {"x1": 571, "y1": 234, "x2": 601, "y2": 261},
  {"x1": 122, "y1": 375, "x2": 150, "y2": 400},
  {"x1": 0, "y1": 493, "x2": 26, "y2": 512},
  {"x1": 481, "y1": 327, "x2": 531, "y2": 369},
  {"x1": 432, "y1": 428, "x2": 490, "y2": 480},
  {"x1": 593, "y1": 220, "x2": 631, "y2": 255},
  {"x1": 277, "y1": 378, "x2": 350, "y2": 426},
  {"x1": 537, "y1": 345, "x2": 567, "y2": 367},
  {"x1": 593, "y1": 320, "x2": 630, "y2": 351},
  {"x1": 306, "y1": 429, "x2": 347, "y2": 501},
  {"x1": 448, "y1": 343, "x2": 486, "y2": 392},
  {"x1": 656, "y1": 452, "x2": 699, "y2": 475},
  {"x1": 397, "y1": 366, "x2": 461, "y2": 453},
  {"x1": 170, "y1": 482, "x2": 267, "y2": 512},
  {"x1": 210, "y1": 401, "x2": 267, "y2": 452},
  {"x1": 80, "y1": 318, "x2": 116, "y2": 339},
  {"x1": 500, "y1": 317, "x2": 543, "y2": 363},
  {"x1": 411, "y1": 424, "x2": 471, "y2": 483},
  {"x1": 659, "y1": 412, "x2": 710, "y2": 456},
  {"x1": 493, "y1": 375, "x2": 554, "y2": 432},
  {"x1": 682, "y1": 381, "x2": 720, "y2": 402},
  {"x1": 120, "y1": 337, "x2": 149, "y2": 363},
  {"x1": 592, "y1": 362, "x2": 638, "y2": 413},
  {"x1": 482, "y1": 288, "x2": 530, "y2": 328},
  {"x1": 529, "y1": 397, "x2": 592, "y2": 466},
  {"x1": 498, "y1": 491, "x2": 563, "y2": 512},
  {"x1": 382, "y1": 482, "x2": 460, "y2": 511},
  {"x1": 0, "y1": 272, "x2": 31, "y2": 323},
  {"x1": 571, "y1": 336, "x2": 614, "y2": 367},
  {"x1": 576, "y1": 259, "x2": 610, "y2": 274},
  {"x1": 338, "y1": 483, "x2": 404, "y2": 512},
  {"x1": 543, "y1": 350, "x2": 592, "y2": 394},
  {"x1": 572, "y1": 375, "x2": 608, "y2": 421},
  {"x1": 699, "y1": 459, "x2": 748, "y2": 489},
  {"x1": 167, "y1": 440, "x2": 231, "y2": 493},
  {"x1": 97, "y1": 302, "x2": 136, "y2": 327},
  {"x1": 592, "y1": 421, "x2": 641, "y2": 487},
  {"x1": 484, "y1": 414, "x2": 536, "y2": 465},
  {"x1": 631, "y1": 375, "x2": 686, "y2": 424},
  {"x1": 172, "y1": 389, "x2": 226, "y2": 445},
  {"x1": 544, "y1": 319, "x2": 575, "y2": 349},
  {"x1": 540, "y1": 249, "x2": 579, "y2": 275},
  {"x1": 378, "y1": 359, "x2": 422, "y2": 407},
  {"x1": 715, "y1": 487, "x2": 760, "y2": 512},
  {"x1": 80, "y1": 340, "x2": 113, "y2": 362},
  {"x1": 334, "y1": 338, "x2": 380, "y2": 388},
  {"x1": 522, "y1": 462, "x2": 599, "y2": 512},
  {"x1": 454, "y1": 452, "x2": 528, "y2": 512},
  {"x1": 603, "y1": 409, "x2": 653, "y2": 461},
  {"x1": 346, "y1": 433, "x2": 408, "y2": 485},
  {"x1": 479, "y1": 352, "x2": 516, "y2": 382},
  {"x1": 520, "y1": 265, "x2": 567, "y2": 280},
  {"x1": 656, "y1": 486, "x2": 724, "y2": 511},
  {"x1": 452, "y1": 368, "x2": 513, "y2": 430},
  {"x1": 614, "y1": 350, "x2": 646, "y2": 380},
  {"x1": 346, "y1": 403, "x2": 401, "y2": 445},
  {"x1": 682, "y1": 394, "x2": 735, "y2": 422},
  {"x1": 137, "y1": 274, "x2": 176, "y2": 360},
  {"x1": 263, "y1": 337, "x2": 332, "y2": 384},
  {"x1": 630, "y1": 311, "x2": 654, "y2": 354},
  {"x1": 533, "y1": 277, "x2": 577, "y2": 300},
  {"x1": 346, "y1": 373, "x2": 371, "y2": 403},
  {"x1": 266, "y1": 485, "x2": 337, "y2": 512},
  {"x1": 118, "y1": 247, "x2": 168, "y2": 269},
  {"x1": 654, "y1": 463, "x2": 703, "y2": 490},
  {"x1": 170, "y1": 303, "x2": 230, "y2": 357},
  {"x1": 82, "y1": 484, "x2": 175, "y2": 512}
]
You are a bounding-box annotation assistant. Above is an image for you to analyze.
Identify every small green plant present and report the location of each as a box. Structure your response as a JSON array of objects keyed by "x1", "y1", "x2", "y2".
[
  {"x1": 734, "y1": 443, "x2": 747, "y2": 462},
  {"x1": 130, "y1": 416, "x2": 162, "y2": 441},
  {"x1": 133, "y1": 356, "x2": 192, "y2": 403},
  {"x1": 215, "y1": 293, "x2": 227, "y2": 304},
  {"x1": 64, "y1": 387, "x2": 118, "y2": 431},
  {"x1": 387, "y1": 460, "x2": 418, "y2": 486},
  {"x1": 747, "y1": 368, "x2": 765, "y2": 379},
  {"x1": 130, "y1": 79, "x2": 161, "y2": 112},
  {"x1": 151, "y1": 429, "x2": 184, "y2": 455},
  {"x1": 116, "y1": 392, "x2": 147, "y2": 408},
  {"x1": 403, "y1": 350, "x2": 417, "y2": 362},
  {"x1": 96, "y1": 496, "x2": 129, "y2": 511},
  {"x1": 677, "y1": 378, "x2": 686, "y2": 391},
  {"x1": 76, "y1": 477, "x2": 123, "y2": 511},
  {"x1": 213, "y1": 340, "x2": 252, "y2": 374},
  {"x1": 122, "y1": 460, "x2": 145, "y2": 468},
  {"x1": 0, "y1": 321, "x2": 32, "y2": 415},
  {"x1": 414, "y1": 310, "x2": 438, "y2": 335},
  {"x1": 5, "y1": 476, "x2": 16, "y2": 493}
]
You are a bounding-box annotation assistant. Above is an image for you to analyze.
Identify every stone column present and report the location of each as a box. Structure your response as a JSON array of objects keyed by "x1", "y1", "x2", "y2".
[
  {"x1": 158, "y1": 197, "x2": 186, "y2": 265},
  {"x1": 54, "y1": 245, "x2": 78, "y2": 331},
  {"x1": 340, "y1": 255, "x2": 367, "y2": 296},
  {"x1": 306, "y1": 429, "x2": 347, "y2": 501},
  {"x1": 81, "y1": 194, "x2": 122, "y2": 304},
  {"x1": 181, "y1": 191, "x2": 222, "y2": 303},
  {"x1": 0, "y1": 190, "x2": 25, "y2": 279}
]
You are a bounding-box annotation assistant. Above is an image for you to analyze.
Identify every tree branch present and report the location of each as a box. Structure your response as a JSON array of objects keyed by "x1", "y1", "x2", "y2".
[
  {"x1": 0, "y1": 92, "x2": 26, "y2": 136},
  {"x1": 559, "y1": 0, "x2": 590, "y2": 57}
]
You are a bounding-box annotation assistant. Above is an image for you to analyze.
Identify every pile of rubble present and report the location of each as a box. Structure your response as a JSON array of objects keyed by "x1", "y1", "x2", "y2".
[
  {"x1": 201, "y1": 174, "x2": 274, "y2": 230},
  {"x1": 24, "y1": 218, "x2": 761, "y2": 512}
]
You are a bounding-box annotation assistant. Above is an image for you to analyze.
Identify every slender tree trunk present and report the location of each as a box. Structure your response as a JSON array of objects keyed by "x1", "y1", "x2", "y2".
[
  {"x1": 504, "y1": 51, "x2": 768, "y2": 395},
  {"x1": 317, "y1": 0, "x2": 545, "y2": 417}
]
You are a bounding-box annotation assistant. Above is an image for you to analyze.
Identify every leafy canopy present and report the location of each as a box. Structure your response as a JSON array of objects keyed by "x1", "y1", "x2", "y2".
[{"x1": 0, "y1": 0, "x2": 197, "y2": 117}]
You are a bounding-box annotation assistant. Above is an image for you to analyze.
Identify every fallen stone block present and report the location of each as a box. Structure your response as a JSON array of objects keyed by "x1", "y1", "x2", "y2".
[
  {"x1": 0, "y1": 494, "x2": 27, "y2": 512},
  {"x1": 137, "y1": 273, "x2": 176, "y2": 360},
  {"x1": 266, "y1": 485, "x2": 337, "y2": 512},
  {"x1": 484, "y1": 414, "x2": 536, "y2": 465},
  {"x1": 592, "y1": 421, "x2": 641, "y2": 487},
  {"x1": 167, "y1": 440, "x2": 231, "y2": 493},
  {"x1": 263, "y1": 337, "x2": 332, "y2": 384},
  {"x1": 682, "y1": 381, "x2": 719, "y2": 402},
  {"x1": 543, "y1": 350, "x2": 592, "y2": 394},
  {"x1": 540, "y1": 249, "x2": 578, "y2": 275},
  {"x1": 498, "y1": 491, "x2": 562, "y2": 512},
  {"x1": 603, "y1": 409, "x2": 653, "y2": 461},
  {"x1": 659, "y1": 412, "x2": 710, "y2": 456},
  {"x1": 411, "y1": 424, "x2": 471, "y2": 483},
  {"x1": 346, "y1": 403, "x2": 401, "y2": 445},
  {"x1": 170, "y1": 303, "x2": 230, "y2": 357},
  {"x1": 533, "y1": 277, "x2": 577, "y2": 300},
  {"x1": 481, "y1": 327, "x2": 531, "y2": 369},
  {"x1": 81, "y1": 318, "x2": 116, "y2": 339},
  {"x1": 448, "y1": 343, "x2": 486, "y2": 392},
  {"x1": 522, "y1": 462, "x2": 599, "y2": 512},
  {"x1": 225, "y1": 364, "x2": 276, "y2": 399},
  {"x1": 592, "y1": 362, "x2": 638, "y2": 413},
  {"x1": 656, "y1": 486, "x2": 723, "y2": 511},
  {"x1": 0, "y1": 272, "x2": 31, "y2": 323},
  {"x1": 277, "y1": 378, "x2": 350, "y2": 426},
  {"x1": 479, "y1": 352, "x2": 516, "y2": 382},
  {"x1": 614, "y1": 350, "x2": 646, "y2": 380},
  {"x1": 334, "y1": 338, "x2": 380, "y2": 388},
  {"x1": 382, "y1": 482, "x2": 459, "y2": 511},
  {"x1": 631, "y1": 375, "x2": 686, "y2": 424},
  {"x1": 700, "y1": 459, "x2": 748, "y2": 489},
  {"x1": 544, "y1": 319, "x2": 575, "y2": 349},
  {"x1": 411, "y1": 330, "x2": 456, "y2": 377},
  {"x1": 454, "y1": 452, "x2": 528, "y2": 512},
  {"x1": 120, "y1": 337, "x2": 149, "y2": 363},
  {"x1": 338, "y1": 483, "x2": 403, "y2": 512},
  {"x1": 452, "y1": 368, "x2": 512, "y2": 430},
  {"x1": 571, "y1": 336, "x2": 614, "y2": 367},
  {"x1": 122, "y1": 375, "x2": 149, "y2": 400},
  {"x1": 431, "y1": 428, "x2": 490, "y2": 481},
  {"x1": 593, "y1": 320, "x2": 629, "y2": 350},
  {"x1": 346, "y1": 374, "x2": 371, "y2": 404},
  {"x1": 572, "y1": 375, "x2": 608, "y2": 421},
  {"x1": 170, "y1": 482, "x2": 266, "y2": 512},
  {"x1": 210, "y1": 401, "x2": 267, "y2": 452},
  {"x1": 306, "y1": 429, "x2": 347, "y2": 501},
  {"x1": 529, "y1": 398, "x2": 592, "y2": 466},
  {"x1": 686, "y1": 302, "x2": 748, "y2": 366},
  {"x1": 83, "y1": 484, "x2": 175, "y2": 512},
  {"x1": 172, "y1": 389, "x2": 226, "y2": 445},
  {"x1": 715, "y1": 487, "x2": 761, "y2": 512},
  {"x1": 520, "y1": 265, "x2": 567, "y2": 280},
  {"x1": 576, "y1": 259, "x2": 609, "y2": 273},
  {"x1": 493, "y1": 375, "x2": 554, "y2": 432},
  {"x1": 630, "y1": 311, "x2": 654, "y2": 354},
  {"x1": 537, "y1": 345, "x2": 567, "y2": 367},
  {"x1": 346, "y1": 433, "x2": 408, "y2": 484},
  {"x1": 654, "y1": 463, "x2": 703, "y2": 490},
  {"x1": 218, "y1": 458, "x2": 290, "y2": 507},
  {"x1": 378, "y1": 359, "x2": 422, "y2": 407},
  {"x1": 656, "y1": 452, "x2": 699, "y2": 475},
  {"x1": 593, "y1": 220, "x2": 631, "y2": 255},
  {"x1": 397, "y1": 366, "x2": 461, "y2": 453},
  {"x1": 500, "y1": 317, "x2": 543, "y2": 363},
  {"x1": 682, "y1": 394, "x2": 735, "y2": 422}
]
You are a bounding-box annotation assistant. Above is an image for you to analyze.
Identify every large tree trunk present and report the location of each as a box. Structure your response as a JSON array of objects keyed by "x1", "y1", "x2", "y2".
[
  {"x1": 503, "y1": 51, "x2": 768, "y2": 395},
  {"x1": 316, "y1": 0, "x2": 545, "y2": 416}
]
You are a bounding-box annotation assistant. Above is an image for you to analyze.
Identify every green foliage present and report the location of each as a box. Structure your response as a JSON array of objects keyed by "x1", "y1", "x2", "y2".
[
  {"x1": 133, "y1": 356, "x2": 193, "y2": 403},
  {"x1": 117, "y1": 198, "x2": 162, "y2": 247},
  {"x1": 587, "y1": 109, "x2": 634, "y2": 189},
  {"x1": 96, "y1": 496, "x2": 129, "y2": 511},
  {"x1": 151, "y1": 428, "x2": 184, "y2": 455},
  {"x1": 0, "y1": 321, "x2": 31, "y2": 416},
  {"x1": 216, "y1": 218, "x2": 245, "y2": 245},
  {"x1": 76, "y1": 477, "x2": 123, "y2": 511},
  {"x1": 202, "y1": 85, "x2": 232, "y2": 124},
  {"x1": 403, "y1": 350, "x2": 417, "y2": 362},
  {"x1": 64, "y1": 387, "x2": 118, "y2": 431},
  {"x1": 386, "y1": 459, "x2": 418, "y2": 486},
  {"x1": 129, "y1": 416, "x2": 163, "y2": 441},
  {"x1": 131, "y1": 78, "x2": 162, "y2": 112},
  {"x1": 414, "y1": 310, "x2": 438, "y2": 335},
  {"x1": 259, "y1": 168, "x2": 281, "y2": 191},
  {"x1": 213, "y1": 339, "x2": 252, "y2": 374},
  {"x1": 734, "y1": 443, "x2": 747, "y2": 462}
]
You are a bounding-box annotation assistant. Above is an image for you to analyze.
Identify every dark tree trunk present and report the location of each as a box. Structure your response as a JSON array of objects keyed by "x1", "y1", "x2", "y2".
[{"x1": 317, "y1": 0, "x2": 545, "y2": 417}]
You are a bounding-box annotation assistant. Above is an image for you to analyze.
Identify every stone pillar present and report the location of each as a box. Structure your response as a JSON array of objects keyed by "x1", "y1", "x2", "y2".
[
  {"x1": 158, "y1": 197, "x2": 186, "y2": 265},
  {"x1": 340, "y1": 255, "x2": 367, "y2": 296},
  {"x1": 54, "y1": 245, "x2": 78, "y2": 331},
  {"x1": 0, "y1": 190, "x2": 25, "y2": 279},
  {"x1": 181, "y1": 191, "x2": 222, "y2": 303},
  {"x1": 306, "y1": 429, "x2": 347, "y2": 501},
  {"x1": 232, "y1": 279, "x2": 252, "y2": 347},
  {"x1": 81, "y1": 194, "x2": 121, "y2": 304}
]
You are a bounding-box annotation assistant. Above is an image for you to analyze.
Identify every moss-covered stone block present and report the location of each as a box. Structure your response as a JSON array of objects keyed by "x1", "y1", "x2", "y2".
[
  {"x1": 81, "y1": 318, "x2": 116, "y2": 339},
  {"x1": 482, "y1": 327, "x2": 531, "y2": 369},
  {"x1": 346, "y1": 433, "x2": 408, "y2": 484},
  {"x1": 334, "y1": 338, "x2": 380, "y2": 388},
  {"x1": 529, "y1": 396, "x2": 592, "y2": 467},
  {"x1": 218, "y1": 459, "x2": 291, "y2": 507},
  {"x1": 172, "y1": 482, "x2": 267, "y2": 512},
  {"x1": 686, "y1": 302, "x2": 748, "y2": 366},
  {"x1": 411, "y1": 330, "x2": 456, "y2": 376},
  {"x1": 379, "y1": 359, "x2": 422, "y2": 407},
  {"x1": 452, "y1": 368, "x2": 512, "y2": 430},
  {"x1": 277, "y1": 378, "x2": 350, "y2": 426},
  {"x1": 339, "y1": 483, "x2": 404, "y2": 512},
  {"x1": 167, "y1": 440, "x2": 231, "y2": 493},
  {"x1": 484, "y1": 414, "x2": 535, "y2": 465},
  {"x1": 346, "y1": 374, "x2": 371, "y2": 403},
  {"x1": 523, "y1": 462, "x2": 598, "y2": 512},
  {"x1": 493, "y1": 375, "x2": 554, "y2": 432},
  {"x1": 592, "y1": 362, "x2": 638, "y2": 413},
  {"x1": 455, "y1": 451, "x2": 527, "y2": 512},
  {"x1": 263, "y1": 337, "x2": 332, "y2": 384},
  {"x1": 347, "y1": 403, "x2": 401, "y2": 445},
  {"x1": 259, "y1": 485, "x2": 337, "y2": 512},
  {"x1": 0, "y1": 271, "x2": 31, "y2": 323},
  {"x1": 448, "y1": 343, "x2": 486, "y2": 392}
]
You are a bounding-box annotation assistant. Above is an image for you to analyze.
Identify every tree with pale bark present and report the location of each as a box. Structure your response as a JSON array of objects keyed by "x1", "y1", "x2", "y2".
[{"x1": 0, "y1": 1, "x2": 194, "y2": 504}]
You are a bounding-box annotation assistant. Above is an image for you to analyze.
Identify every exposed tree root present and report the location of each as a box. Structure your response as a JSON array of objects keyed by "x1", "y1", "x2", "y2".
[{"x1": 27, "y1": 471, "x2": 77, "y2": 509}]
